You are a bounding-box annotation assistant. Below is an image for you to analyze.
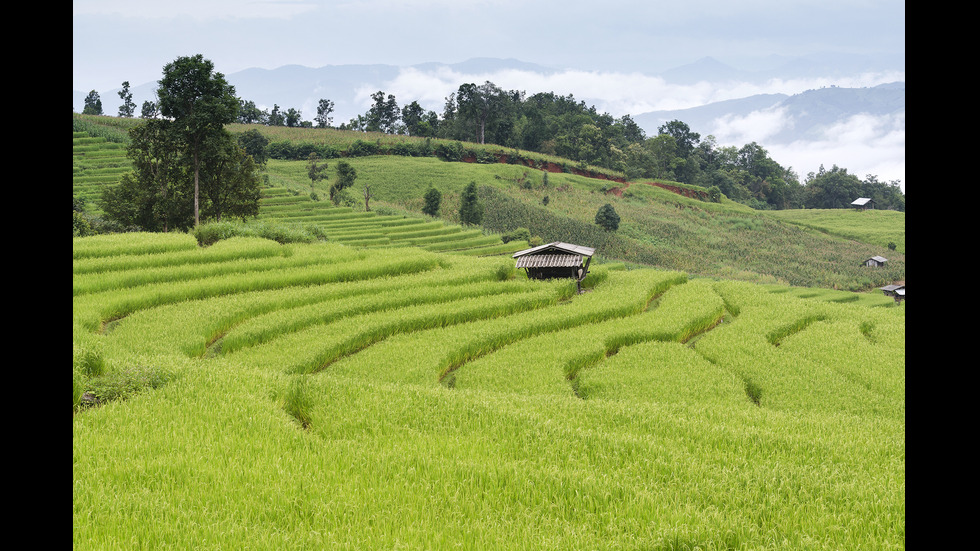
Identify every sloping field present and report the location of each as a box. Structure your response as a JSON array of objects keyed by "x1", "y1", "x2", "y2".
[
  {"x1": 257, "y1": 187, "x2": 523, "y2": 255},
  {"x1": 73, "y1": 233, "x2": 904, "y2": 549},
  {"x1": 73, "y1": 131, "x2": 130, "y2": 213},
  {"x1": 72, "y1": 124, "x2": 521, "y2": 256},
  {"x1": 766, "y1": 208, "x2": 906, "y2": 254}
]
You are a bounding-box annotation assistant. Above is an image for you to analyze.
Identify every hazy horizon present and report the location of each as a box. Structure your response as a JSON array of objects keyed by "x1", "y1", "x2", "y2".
[{"x1": 73, "y1": 0, "x2": 905, "y2": 186}]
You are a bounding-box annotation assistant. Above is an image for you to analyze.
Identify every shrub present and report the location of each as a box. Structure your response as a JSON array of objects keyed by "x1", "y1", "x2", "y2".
[
  {"x1": 436, "y1": 141, "x2": 465, "y2": 162},
  {"x1": 267, "y1": 140, "x2": 295, "y2": 160},
  {"x1": 194, "y1": 220, "x2": 321, "y2": 246},
  {"x1": 331, "y1": 187, "x2": 358, "y2": 208},
  {"x1": 346, "y1": 139, "x2": 379, "y2": 157},
  {"x1": 422, "y1": 187, "x2": 442, "y2": 217},
  {"x1": 495, "y1": 263, "x2": 516, "y2": 281},
  {"x1": 330, "y1": 160, "x2": 357, "y2": 204},
  {"x1": 708, "y1": 185, "x2": 722, "y2": 203},
  {"x1": 502, "y1": 227, "x2": 530, "y2": 244},
  {"x1": 84, "y1": 365, "x2": 174, "y2": 405},
  {"x1": 459, "y1": 181, "x2": 484, "y2": 226},
  {"x1": 595, "y1": 203, "x2": 620, "y2": 231}
]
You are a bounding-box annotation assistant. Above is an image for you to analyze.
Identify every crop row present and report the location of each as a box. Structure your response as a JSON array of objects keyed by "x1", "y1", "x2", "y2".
[
  {"x1": 72, "y1": 237, "x2": 449, "y2": 333},
  {"x1": 73, "y1": 232, "x2": 905, "y2": 549},
  {"x1": 73, "y1": 132, "x2": 130, "y2": 211},
  {"x1": 257, "y1": 186, "x2": 514, "y2": 255}
]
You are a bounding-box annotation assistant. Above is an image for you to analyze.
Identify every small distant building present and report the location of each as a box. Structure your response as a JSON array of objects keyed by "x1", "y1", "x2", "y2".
[
  {"x1": 880, "y1": 284, "x2": 905, "y2": 302},
  {"x1": 863, "y1": 256, "x2": 888, "y2": 267},
  {"x1": 851, "y1": 197, "x2": 876, "y2": 210},
  {"x1": 513, "y1": 242, "x2": 595, "y2": 291}
]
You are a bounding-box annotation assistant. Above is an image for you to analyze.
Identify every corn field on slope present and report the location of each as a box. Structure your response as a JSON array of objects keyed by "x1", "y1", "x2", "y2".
[
  {"x1": 72, "y1": 115, "x2": 906, "y2": 289},
  {"x1": 73, "y1": 232, "x2": 904, "y2": 550},
  {"x1": 72, "y1": 120, "x2": 522, "y2": 257}
]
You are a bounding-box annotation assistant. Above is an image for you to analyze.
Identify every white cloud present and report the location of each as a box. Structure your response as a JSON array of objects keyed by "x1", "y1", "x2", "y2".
[
  {"x1": 371, "y1": 66, "x2": 904, "y2": 118},
  {"x1": 72, "y1": 0, "x2": 316, "y2": 19},
  {"x1": 764, "y1": 112, "x2": 906, "y2": 187},
  {"x1": 710, "y1": 107, "x2": 794, "y2": 145},
  {"x1": 360, "y1": 65, "x2": 905, "y2": 188}
]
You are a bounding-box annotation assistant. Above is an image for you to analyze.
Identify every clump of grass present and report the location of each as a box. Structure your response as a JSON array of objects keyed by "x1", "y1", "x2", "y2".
[
  {"x1": 77, "y1": 348, "x2": 106, "y2": 377},
  {"x1": 283, "y1": 376, "x2": 314, "y2": 429},
  {"x1": 82, "y1": 365, "x2": 174, "y2": 406},
  {"x1": 495, "y1": 263, "x2": 516, "y2": 281},
  {"x1": 744, "y1": 377, "x2": 763, "y2": 406},
  {"x1": 194, "y1": 220, "x2": 325, "y2": 246}
]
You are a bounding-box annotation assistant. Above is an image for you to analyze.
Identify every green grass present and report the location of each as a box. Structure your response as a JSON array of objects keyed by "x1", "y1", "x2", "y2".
[
  {"x1": 73, "y1": 131, "x2": 131, "y2": 214},
  {"x1": 73, "y1": 115, "x2": 906, "y2": 291},
  {"x1": 766, "y1": 208, "x2": 906, "y2": 254},
  {"x1": 73, "y1": 232, "x2": 904, "y2": 550},
  {"x1": 256, "y1": 153, "x2": 905, "y2": 290}
]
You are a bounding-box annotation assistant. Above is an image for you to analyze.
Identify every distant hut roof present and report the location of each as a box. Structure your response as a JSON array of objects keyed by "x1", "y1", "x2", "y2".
[
  {"x1": 513, "y1": 242, "x2": 596, "y2": 285},
  {"x1": 515, "y1": 254, "x2": 585, "y2": 269},
  {"x1": 869, "y1": 255, "x2": 888, "y2": 263},
  {"x1": 851, "y1": 197, "x2": 876, "y2": 209},
  {"x1": 513, "y1": 242, "x2": 596, "y2": 259},
  {"x1": 880, "y1": 283, "x2": 905, "y2": 300}
]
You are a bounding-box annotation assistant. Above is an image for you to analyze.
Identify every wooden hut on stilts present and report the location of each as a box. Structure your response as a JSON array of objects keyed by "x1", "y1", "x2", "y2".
[{"x1": 512, "y1": 242, "x2": 596, "y2": 293}]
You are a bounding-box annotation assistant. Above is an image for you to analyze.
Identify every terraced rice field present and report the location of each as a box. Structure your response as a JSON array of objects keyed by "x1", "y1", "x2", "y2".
[
  {"x1": 73, "y1": 131, "x2": 130, "y2": 212},
  {"x1": 256, "y1": 187, "x2": 524, "y2": 254},
  {"x1": 73, "y1": 233, "x2": 904, "y2": 549},
  {"x1": 73, "y1": 129, "x2": 523, "y2": 255}
]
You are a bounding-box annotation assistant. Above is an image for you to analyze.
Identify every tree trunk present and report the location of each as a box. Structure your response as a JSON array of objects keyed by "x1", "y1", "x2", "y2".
[{"x1": 193, "y1": 150, "x2": 200, "y2": 227}]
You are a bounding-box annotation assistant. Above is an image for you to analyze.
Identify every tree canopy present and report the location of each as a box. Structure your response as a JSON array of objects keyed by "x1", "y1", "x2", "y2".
[
  {"x1": 157, "y1": 54, "x2": 240, "y2": 226},
  {"x1": 459, "y1": 181, "x2": 483, "y2": 226},
  {"x1": 595, "y1": 203, "x2": 621, "y2": 232},
  {"x1": 100, "y1": 55, "x2": 261, "y2": 231},
  {"x1": 325, "y1": 81, "x2": 903, "y2": 211},
  {"x1": 83, "y1": 91, "x2": 103, "y2": 115}
]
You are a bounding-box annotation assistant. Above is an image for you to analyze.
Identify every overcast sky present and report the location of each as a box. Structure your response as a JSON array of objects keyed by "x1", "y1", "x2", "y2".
[
  {"x1": 74, "y1": 0, "x2": 904, "y2": 92},
  {"x1": 73, "y1": 0, "x2": 905, "y2": 185}
]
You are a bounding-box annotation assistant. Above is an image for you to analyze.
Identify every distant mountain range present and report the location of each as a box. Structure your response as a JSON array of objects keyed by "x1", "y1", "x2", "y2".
[
  {"x1": 632, "y1": 81, "x2": 905, "y2": 145},
  {"x1": 73, "y1": 55, "x2": 905, "y2": 150}
]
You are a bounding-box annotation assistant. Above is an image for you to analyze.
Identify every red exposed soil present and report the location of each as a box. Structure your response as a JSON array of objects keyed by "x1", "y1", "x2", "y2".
[{"x1": 460, "y1": 152, "x2": 706, "y2": 201}]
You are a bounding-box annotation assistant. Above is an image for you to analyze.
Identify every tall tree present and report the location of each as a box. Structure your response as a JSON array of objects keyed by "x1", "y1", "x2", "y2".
[
  {"x1": 117, "y1": 81, "x2": 136, "y2": 117},
  {"x1": 459, "y1": 181, "x2": 483, "y2": 226},
  {"x1": 285, "y1": 108, "x2": 303, "y2": 127},
  {"x1": 100, "y1": 120, "x2": 188, "y2": 232},
  {"x1": 455, "y1": 81, "x2": 513, "y2": 144},
  {"x1": 363, "y1": 185, "x2": 373, "y2": 211},
  {"x1": 140, "y1": 100, "x2": 158, "y2": 119},
  {"x1": 156, "y1": 54, "x2": 239, "y2": 226},
  {"x1": 658, "y1": 120, "x2": 700, "y2": 158},
  {"x1": 315, "y1": 99, "x2": 335, "y2": 128},
  {"x1": 422, "y1": 187, "x2": 441, "y2": 217},
  {"x1": 594, "y1": 203, "x2": 620, "y2": 232},
  {"x1": 83, "y1": 90, "x2": 103, "y2": 115},
  {"x1": 238, "y1": 99, "x2": 266, "y2": 124},
  {"x1": 330, "y1": 160, "x2": 357, "y2": 205},
  {"x1": 306, "y1": 152, "x2": 329, "y2": 196},
  {"x1": 803, "y1": 165, "x2": 863, "y2": 209},
  {"x1": 199, "y1": 138, "x2": 262, "y2": 222},
  {"x1": 365, "y1": 91, "x2": 400, "y2": 133},
  {"x1": 267, "y1": 105, "x2": 285, "y2": 126},
  {"x1": 401, "y1": 101, "x2": 426, "y2": 136}
]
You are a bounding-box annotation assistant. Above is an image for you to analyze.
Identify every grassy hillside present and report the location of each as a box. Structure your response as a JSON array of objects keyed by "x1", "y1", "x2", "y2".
[
  {"x1": 73, "y1": 232, "x2": 904, "y2": 549},
  {"x1": 766, "y1": 208, "x2": 906, "y2": 254},
  {"x1": 73, "y1": 114, "x2": 905, "y2": 290},
  {"x1": 261, "y1": 151, "x2": 904, "y2": 290}
]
